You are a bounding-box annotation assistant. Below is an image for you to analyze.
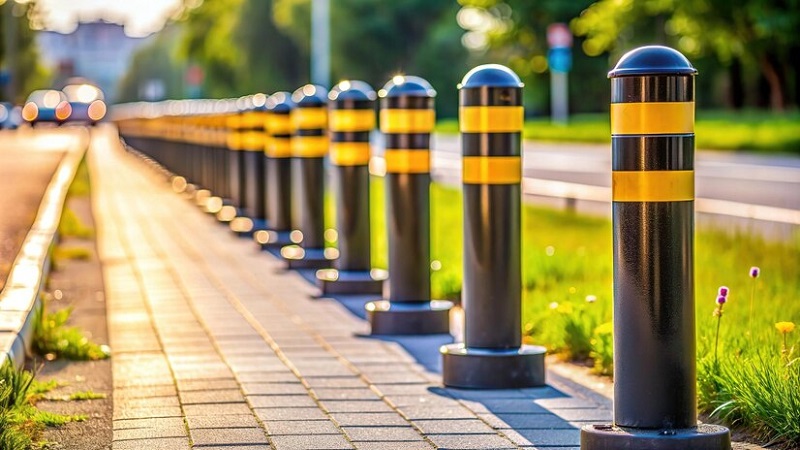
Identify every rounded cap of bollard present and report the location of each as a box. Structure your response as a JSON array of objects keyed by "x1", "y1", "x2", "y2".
[
  {"x1": 291, "y1": 84, "x2": 328, "y2": 107},
  {"x1": 608, "y1": 45, "x2": 697, "y2": 78},
  {"x1": 266, "y1": 92, "x2": 294, "y2": 112},
  {"x1": 459, "y1": 64, "x2": 523, "y2": 90},
  {"x1": 379, "y1": 75, "x2": 436, "y2": 98},
  {"x1": 329, "y1": 80, "x2": 376, "y2": 102}
]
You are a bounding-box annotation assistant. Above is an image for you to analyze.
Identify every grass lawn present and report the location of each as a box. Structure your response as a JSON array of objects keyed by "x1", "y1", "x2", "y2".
[
  {"x1": 436, "y1": 110, "x2": 800, "y2": 154},
  {"x1": 350, "y1": 177, "x2": 799, "y2": 446}
]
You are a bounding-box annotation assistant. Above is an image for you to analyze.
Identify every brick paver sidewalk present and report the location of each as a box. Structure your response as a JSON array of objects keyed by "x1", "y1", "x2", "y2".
[{"x1": 89, "y1": 128, "x2": 610, "y2": 450}]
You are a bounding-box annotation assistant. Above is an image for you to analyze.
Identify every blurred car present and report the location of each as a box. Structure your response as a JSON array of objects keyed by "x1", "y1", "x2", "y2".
[
  {"x1": 61, "y1": 83, "x2": 106, "y2": 125},
  {"x1": 0, "y1": 102, "x2": 22, "y2": 129},
  {"x1": 21, "y1": 89, "x2": 72, "y2": 126}
]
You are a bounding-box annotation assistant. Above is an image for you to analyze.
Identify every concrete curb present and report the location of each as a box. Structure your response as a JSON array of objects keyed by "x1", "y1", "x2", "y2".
[{"x1": 0, "y1": 130, "x2": 89, "y2": 367}]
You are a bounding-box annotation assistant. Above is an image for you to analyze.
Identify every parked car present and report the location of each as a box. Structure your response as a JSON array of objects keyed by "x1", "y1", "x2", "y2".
[
  {"x1": 61, "y1": 83, "x2": 106, "y2": 125},
  {"x1": 21, "y1": 89, "x2": 72, "y2": 126},
  {"x1": 0, "y1": 102, "x2": 22, "y2": 129}
]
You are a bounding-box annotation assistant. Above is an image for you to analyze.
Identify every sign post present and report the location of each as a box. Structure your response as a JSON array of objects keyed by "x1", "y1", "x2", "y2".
[{"x1": 547, "y1": 23, "x2": 572, "y2": 124}]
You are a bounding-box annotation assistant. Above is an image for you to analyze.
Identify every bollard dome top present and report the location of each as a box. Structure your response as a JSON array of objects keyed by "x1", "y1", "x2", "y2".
[
  {"x1": 608, "y1": 45, "x2": 697, "y2": 78},
  {"x1": 329, "y1": 80, "x2": 377, "y2": 102},
  {"x1": 379, "y1": 75, "x2": 436, "y2": 98},
  {"x1": 291, "y1": 84, "x2": 328, "y2": 106},
  {"x1": 266, "y1": 92, "x2": 294, "y2": 112},
  {"x1": 458, "y1": 64, "x2": 523, "y2": 90}
]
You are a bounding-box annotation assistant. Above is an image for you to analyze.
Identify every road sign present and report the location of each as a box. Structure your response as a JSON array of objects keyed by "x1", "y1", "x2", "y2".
[
  {"x1": 548, "y1": 47, "x2": 572, "y2": 73},
  {"x1": 547, "y1": 23, "x2": 572, "y2": 49}
]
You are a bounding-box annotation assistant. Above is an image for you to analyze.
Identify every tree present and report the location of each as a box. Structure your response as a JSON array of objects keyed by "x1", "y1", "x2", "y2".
[
  {"x1": 116, "y1": 25, "x2": 186, "y2": 103},
  {"x1": 0, "y1": 1, "x2": 50, "y2": 103}
]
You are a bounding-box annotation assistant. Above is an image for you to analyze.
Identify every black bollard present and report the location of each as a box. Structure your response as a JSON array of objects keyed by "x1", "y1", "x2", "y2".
[
  {"x1": 366, "y1": 75, "x2": 452, "y2": 335},
  {"x1": 280, "y1": 85, "x2": 333, "y2": 270},
  {"x1": 255, "y1": 92, "x2": 296, "y2": 249},
  {"x1": 581, "y1": 46, "x2": 730, "y2": 450},
  {"x1": 315, "y1": 80, "x2": 387, "y2": 295},
  {"x1": 231, "y1": 94, "x2": 270, "y2": 236},
  {"x1": 440, "y1": 64, "x2": 546, "y2": 389}
]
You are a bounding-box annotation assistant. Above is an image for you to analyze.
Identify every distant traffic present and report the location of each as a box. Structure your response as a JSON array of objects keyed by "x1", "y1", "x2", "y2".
[{"x1": 19, "y1": 80, "x2": 107, "y2": 127}]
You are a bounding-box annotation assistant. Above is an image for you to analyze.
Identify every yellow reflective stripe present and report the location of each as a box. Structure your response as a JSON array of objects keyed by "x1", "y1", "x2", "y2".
[
  {"x1": 611, "y1": 102, "x2": 694, "y2": 135},
  {"x1": 384, "y1": 149, "x2": 430, "y2": 173},
  {"x1": 240, "y1": 111, "x2": 266, "y2": 129},
  {"x1": 266, "y1": 138, "x2": 292, "y2": 158},
  {"x1": 269, "y1": 115, "x2": 292, "y2": 135},
  {"x1": 330, "y1": 110, "x2": 375, "y2": 132},
  {"x1": 612, "y1": 170, "x2": 694, "y2": 202},
  {"x1": 292, "y1": 135, "x2": 328, "y2": 157},
  {"x1": 226, "y1": 115, "x2": 242, "y2": 129},
  {"x1": 227, "y1": 132, "x2": 243, "y2": 150},
  {"x1": 240, "y1": 131, "x2": 265, "y2": 150},
  {"x1": 460, "y1": 106, "x2": 524, "y2": 133},
  {"x1": 330, "y1": 142, "x2": 371, "y2": 166},
  {"x1": 462, "y1": 156, "x2": 521, "y2": 184},
  {"x1": 292, "y1": 107, "x2": 327, "y2": 130},
  {"x1": 380, "y1": 109, "x2": 435, "y2": 133}
]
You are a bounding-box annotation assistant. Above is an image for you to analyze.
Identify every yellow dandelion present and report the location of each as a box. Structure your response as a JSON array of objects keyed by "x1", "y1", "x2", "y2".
[{"x1": 775, "y1": 322, "x2": 796, "y2": 334}]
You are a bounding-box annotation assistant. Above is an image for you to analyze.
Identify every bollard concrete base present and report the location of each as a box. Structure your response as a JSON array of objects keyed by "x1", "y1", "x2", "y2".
[
  {"x1": 255, "y1": 229, "x2": 293, "y2": 249},
  {"x1": 280, "y1": 245, "x2": 332, "y2": 270},
  {"x1": 316, "y1": 269, "x2": 387, "y2": 296},
  {"x1": 580, "y1": 423, "x2": 731, "y2": 450},
  {"x1": 230, "y1": 217, "x2": 268, "y2": 238},
  {"x1": 441, "y1": 344, "x2": 546, "y2": 389},
  {"x1": 366, "y1": 300, "x2": 453, "y2": 335}
]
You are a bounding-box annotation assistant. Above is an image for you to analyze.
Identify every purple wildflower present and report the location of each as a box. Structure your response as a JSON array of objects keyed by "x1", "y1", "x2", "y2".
[
  {"x1": 750, "y1": 266, "x2": 760, "y2": 278},
  {"x1": 716, "y1": 295, "x2": 727, "y2": 305},
  {"x1": 718, "y1": 286, "x2": 729, "y2": 297}
]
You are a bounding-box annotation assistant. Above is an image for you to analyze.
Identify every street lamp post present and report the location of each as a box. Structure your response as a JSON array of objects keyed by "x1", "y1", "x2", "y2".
[{"x1": 310, "y1": 0, "x2": 330, "y2": 89}]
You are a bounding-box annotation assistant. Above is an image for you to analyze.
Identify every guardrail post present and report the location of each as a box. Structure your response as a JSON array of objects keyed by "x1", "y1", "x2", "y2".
[
  {"x1": 281, "y1": 85, "x2": 332, "y2": 269},
  {"x1": 231, "y1": 94, "x2": 269, "y2": 236},
  {"x1": 315, "y1": 80, "x2": 387, "y2": 295},
  {"x1": 256, "y1": 92, "x2": 295, "y2": 249},
  {"x1": 440, "y1": 64, "x2": 546, "y2": 388},
  {"x1": 580, "y1": 45, "x2": 730, "y2": 450},
  {"x1": 366, "y1": 75, "x2": 452, "y2": 335}
]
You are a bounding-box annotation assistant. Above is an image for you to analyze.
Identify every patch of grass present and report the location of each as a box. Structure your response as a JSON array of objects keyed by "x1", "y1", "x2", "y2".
[
  {"x1": 45, "y1": 391, "x2": 106, "y2": 402},
  {"x1": 32, "y1": 306, "x2": 110, "y2": 361},
  {"x1": 66, "y1": 157, "x2": 91, "y2": 197},
  {"x1": 436, "y1": 109, "x2": 800, "y2": 153},
  {"x1": 57, "y1": 208, "x2": 93, "y2": 239},
  {"x1": 53, "y1": 246, "x2": 92, "y2": 262}
]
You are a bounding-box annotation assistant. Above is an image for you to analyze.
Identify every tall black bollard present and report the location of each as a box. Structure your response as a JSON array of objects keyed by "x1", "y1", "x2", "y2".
[
  {"x1": 316, "y1": 80, "x2": 387, "y2": 295},
  {"x1": 440, "y1": 64, "x2": 546, "y2": 389},
  {"x1": 581, "y1": 46, "x2": 730, "y2": 450},
  {"x1": 366, "y1": 75, "x2": 452, "y2": 335},
  {"x1": 231, "y1": 94, "x2": 270, "y2": 236},
  {"x1": 256, "y1": 92, "x2": 295, "y2": 249},
  {"x1": 221, "y1": 104, "x2": 245, "y2": 221},
  {"x1": 281, "y1": 85, "x2": 332, "y2": 269}
]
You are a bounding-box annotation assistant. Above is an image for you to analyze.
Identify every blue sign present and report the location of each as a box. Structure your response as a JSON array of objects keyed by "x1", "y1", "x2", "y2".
[
  {"x1": 548, "y1": 47, "x2": 572, "y2": 73},
  {"x1": 0, "y1": 71, "x2": 9, "y2": 86}
]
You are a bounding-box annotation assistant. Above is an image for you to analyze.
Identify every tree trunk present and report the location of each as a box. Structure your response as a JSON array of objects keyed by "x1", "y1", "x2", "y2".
[
  {"x1": 760, "y1": 52, "x2": 786, "y2": 112},
  {"x1": 729, "y1": 57, "x2": 744, "y2": 110}
]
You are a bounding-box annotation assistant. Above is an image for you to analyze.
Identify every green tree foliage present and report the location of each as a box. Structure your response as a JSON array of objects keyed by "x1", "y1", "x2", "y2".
[
  {"x1": 0, "y1": 1, "x2": 50, "y2": 103},
  {"x1": 116, "y1": 25, "x2": 185, "y2": 103}
]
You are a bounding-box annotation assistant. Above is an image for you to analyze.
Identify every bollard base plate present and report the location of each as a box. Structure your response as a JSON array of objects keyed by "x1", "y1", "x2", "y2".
[
  {"x1": 367, "y1": 300, "x2": 453, "y2": 335},
  {"x1": 580, "y1": 423, "x2": 731, "y2": 450},
  {"x1": 280, "y1": 245, "x2": 332, "y2": 270},
  {"x1": 440, "y1": 343, "x2": 546, "y2": 389},
  {"x1": 316, "y1": 269, "x2": 387, "y2": 296},
  {"x1": 255, "y1": 229, "x2": 293, "y2": 249},
  {"x1": 230, "y1": 217, "x2": 268, "y2": 238}
]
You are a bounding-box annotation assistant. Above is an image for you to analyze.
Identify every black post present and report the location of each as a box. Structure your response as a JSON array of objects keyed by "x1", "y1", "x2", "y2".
[
  {"x1": 366, "y1": 75, "x2": 452, "y2": 335},
  {"x1": 440, "y1": 64, "x2": 545, "y2": 389},
  {"x1": 281, "y1": 85, "x2": 332, "y2": 269},
  {"x1": 315, "y1": 80, "x2": 386, "y2": 295},
  {"x1": 231, "y1": 94, "x2": 270, "y2": 236},
  {"x1": 581, "y1": 46, "x2": 730, "y2": 450}
]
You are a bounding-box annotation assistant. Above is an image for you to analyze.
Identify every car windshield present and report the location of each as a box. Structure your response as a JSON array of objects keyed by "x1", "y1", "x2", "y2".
[{"x1": 62, "y1": 84, "x2": 104, "y2": 103}]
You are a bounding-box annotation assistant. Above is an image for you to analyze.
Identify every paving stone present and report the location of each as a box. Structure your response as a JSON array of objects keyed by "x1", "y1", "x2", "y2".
[
  {"x1": 113, "y1": 417, "x2": 186, "y2": 431},
  {"x1": 385, "y1": 394, "x2": 461, "y2": 408},
  {"x1": 175, "y1": 378, "x2": 240, "y2": 391},
  {"x1": 255, "y1": 407, "x2": 331, "y2": 422},
  {"x1": 186, "y1": 414, "x2": 261, "y2": 429},
  {"x1": 477, "y1": 412, "x2": 576, "y2": 430},
  {"x1": 352, "y1": 442, "x2": 434, "y2": 450},
  {"x1": 312, "y1": 389, "x2": 381, "y2": 401},
  {"x1": 397, "y1": 406, "x2": 477, "y2": 421},
  {"x1": 515, "y1": 428, "x2": 582, "y2": 446},
  {"x1": 247, "y1": 394, "x2": 318, "y2": 408},
  {"x1": 114, "y1": 385, "x2": 178, "y2": 399},
  {"x1": 242, "y1": 382, "x2": 308, "y2": 396},
  {"x1": 111, "y1": 437, "x2": 191, "y2": 450},
  {"x1": 113, "y1": 424, "x2": 187, "y2": 440},
  {"x1": 426, "y1": 434, "x2": 517, "y2": 450},
  {"x1": 190, "y1": 428, "x2": 269, "y2": 445},
  {"x1": 342, "y1": 426, "x2": 423, "y2": 442},
  {"x1": 270, "y1": 434, "x2": 354, "y2": 450},
  {"x1": 412, "y1": 419, "x2": 496, "y2": 435},
  {"x1": 329, "y1": 413, "x2": 411, "y2": 427},
  {"x1": 370, "y1": 384, "x2": 437, "y2": 396},
  {"x1": 179, "y1": 389, "x2": 245, "y2": 404},
  {"x1": 113, "y1": 406, "x2": 184, "y2": 420},
  {"x1": 237, "y1": 372, "x2": 299, "y2": 383},
  {"x1": 321, "y1": 400, "x2": 396, "y2": 413},
  {"x1": 182, "y1": 402, "x2": 252, "y2": 416},
  {"x1": 549, "y1": 408, "x2": 612, "y2": 422},
  {"x1": 304, "y1": 378, "x2": 371, "y2": 389},
  {"x1": 265, "y1": 420, "x2": 341, "y2": 435},
  {"x1": 191, "y1": 446, "x2": 271, "y2": 450}
]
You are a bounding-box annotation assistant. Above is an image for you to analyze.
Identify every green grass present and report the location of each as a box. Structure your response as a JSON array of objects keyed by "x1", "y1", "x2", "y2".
[
  {"x1": 53, "y1": 246, "x2": 92, "y2": 262},
  {"x1": 66, "y1": 157, "x2": 91, "y2": 197},
  {"x1": 358, "y1": 178, "x2": 799, "y2": 445},
  {"x1": 436, "y1": 110, "x2": 800, "y2": 153},
  {"x1": 32, "y1": 306, "x2": 110, "y2": 361},
  {"x1": 57, "y1": 208, "x2": 93, "y2": 240}
]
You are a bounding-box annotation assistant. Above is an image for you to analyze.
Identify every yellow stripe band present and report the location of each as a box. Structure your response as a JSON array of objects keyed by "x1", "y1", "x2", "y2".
[
  {"x1": 240, "y1": 131, "x2": 265, "y2": 150},
  {"x1": 266, "y1": 138, "x2": 292, "y2": 158},
  {"x1": 380, "y1": 109, "x2": 435, "y2": 133},
  {"x1": 227, "y1": 133, "x2": 242, "y2": 150},
  {"x1": 611, "y1": 102, "x2": 694, "y2": 135},
  {"x1": 612, "y1": 170, "x2": 694, "y2": 202},
  {"x1": 292, "y1": 136, "x2": 329, "y2": 157},
  {"x1": 330, "y1": 142, "x2": 371, "y2": 166},
  {"x1": 292, "y1": 107, "x2": 327, "y2": 130},
  {"x1": 384, "y1": 149, "x2": 430, "y2": 174},
  {"x1": 462, "y1": 156, "x2": 521, "y2": 184},
  {"x1": 240, "y1": 111, "x2": 266, "y2": 129},
  {"x1": 330, "y1": 110, "x2": 375, "y2": 132},
  {"x1": 226, "y1": 115, "x2": 242, "y2": 130},
  {"x1": 268, "y1": 115, "x2": 292, "y2": 135},
  {"x1": 460, "y1": 106, "x2": 524, "y2": 133}
]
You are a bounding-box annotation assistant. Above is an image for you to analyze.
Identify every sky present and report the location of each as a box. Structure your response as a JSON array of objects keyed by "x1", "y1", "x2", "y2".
[{"x1": 36, "y1": 0, "x2": 186, "y2": 37}]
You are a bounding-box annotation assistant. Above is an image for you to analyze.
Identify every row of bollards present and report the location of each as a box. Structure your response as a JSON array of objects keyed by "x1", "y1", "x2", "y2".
[{"x1": 113, "y1": 45, "x2": 730, "y2": 450}]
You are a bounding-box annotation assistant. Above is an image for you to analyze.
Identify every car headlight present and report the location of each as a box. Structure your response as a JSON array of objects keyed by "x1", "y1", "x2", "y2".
[
  {"x1": 88, "y1": 100, "x2": 107, "y2": 121},
  {"x1": 55, "y1": 101, "x2": 72, "y2": 121},
  {"x1": 22, "y1": 102, "x2": 38, "y2": 122}
]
